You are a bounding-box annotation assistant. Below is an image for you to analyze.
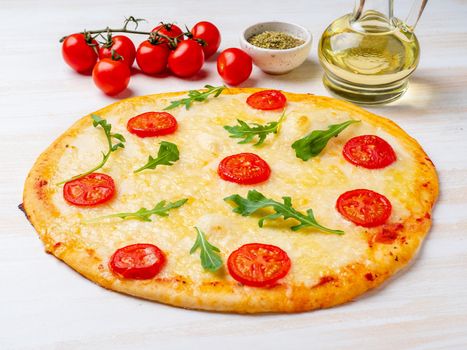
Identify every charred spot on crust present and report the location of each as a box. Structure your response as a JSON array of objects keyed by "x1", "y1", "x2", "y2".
[
  {"x1": 317, "y1": 276, "x2": 337, "y2": 287},
  {"x1": 37, "y1": 179, "x2": 48, "y2": 187},
  {"x1": 364, "y1": 273, "x2": 375, "y2": 281},
  {"x1": 53, "y1": 242, "x2": 63, "y2": 249},
  {"x1": 416, "y1": 212, "x2": 431, "y2": 222},
  {"x1": 85, "y1": 248, "x2": 96, "y2": 257},
  {"x1": 202, "y1": 281, "x2": 221, "y2": 287},
  {"x1": 18, "y1": 203, "x2": 32, "y2": 224},
  {"x1": 34, "y1": 179, "x2": 49, "y2": 200},
  {"x1": 374, "y1": 223, "x2": 404, "y2": 244},
  {"x1": 425, "y1": 157, "x2": 435, "y2": 166},
  {"x1": 155, "y1": 276, "x2": 188, "y2": 285},
  {"x1": 154, "y1": 277, "x2": 172, "y2": 283}
]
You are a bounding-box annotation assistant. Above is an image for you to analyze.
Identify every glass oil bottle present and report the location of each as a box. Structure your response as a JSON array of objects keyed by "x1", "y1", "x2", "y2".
[{"x1": 318, "y1": 0, "x2": 427, "y2": 105}]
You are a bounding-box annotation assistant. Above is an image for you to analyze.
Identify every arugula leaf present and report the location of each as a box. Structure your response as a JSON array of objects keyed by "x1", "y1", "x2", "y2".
[
  {"x1": 223, "y1": 110, "x2": 286, "y2": 146},
  {"x1": 190, "y1": 227, "x2": 223, "y2": 272},
  {"x1": 87, "y1": 198, "x2": 187, "y2": 222},
  {"x1": 134, "y1": 141, "x2": 179, "y2": 173},
  {"x1": 57, "y1": 114, "x2": 125, "y2": 185},
  {"x1": 292, "y1": 120, "x2": 360, "y2": 161},
  {"x1": 164, "y1": 85, "x2": 225, "y2": 110},
  {"x1": 224, "y1": 190, "x2": 344, "y2": 235}
]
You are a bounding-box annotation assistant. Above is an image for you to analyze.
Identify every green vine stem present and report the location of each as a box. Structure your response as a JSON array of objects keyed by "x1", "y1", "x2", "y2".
[{"x1": 59, "y1": 16, "x2": 182, "y2": 47}]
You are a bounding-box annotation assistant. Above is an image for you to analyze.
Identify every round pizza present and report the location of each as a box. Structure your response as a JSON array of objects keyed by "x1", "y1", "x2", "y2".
[{"x1": 22, "y1": 88, "x2": 438, "y2": 313}]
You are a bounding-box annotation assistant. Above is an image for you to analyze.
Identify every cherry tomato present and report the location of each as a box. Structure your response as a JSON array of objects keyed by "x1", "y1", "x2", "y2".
[
  {"x1": 343, "y1": 135, "x2": 397, "y2": 169},
  {"x1": 227, "y1": 243, "x2": 291, "y2": 287},
  {"x1": 336, "y1": 189, "x2": 392, "y2": 227},
  {"x1": 246, "y1": 90, "x2": 287, "y2": 110},
  {"x1": 168, "y1": 40, "x2": 205, "y2": 78},
  {"x1": 92, "y1": 58, "x2": 131, "y2": 95},
  {"x1": 218, "y1": 153, "x2": 271, "y2": 185},
  {"x1": 98, "y1": 35, "x2": 136, "y2": 67},
  {"x1": 191, "y1": 21, "x2": 221, "y2": 59},
  {"x1": 217, "y1": 48, "x2": 252, "y2": 86},
  {"x1": 109, "y1": 243, "x2": 166, "y2": 280},
  {"x1": 62, "y1": 33, "x2": 98, "y2": 74},
  {"x1": 152, "y1": 23, "x2": 184, "y2": 43},
  {"x1": 63, "y1": 173, "x2": 115, "y2": 207},
  {"x1": 127, "y1": 112, "x2": 177, "y2": 137},
  {"x1": 136, "y1": 40, "x2": 170, "y2": 75}
]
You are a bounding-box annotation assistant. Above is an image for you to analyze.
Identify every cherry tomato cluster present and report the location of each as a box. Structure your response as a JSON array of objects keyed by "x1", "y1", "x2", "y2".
[{"x1": 61, "y1": 19, "x2": 253, "y2": 96}]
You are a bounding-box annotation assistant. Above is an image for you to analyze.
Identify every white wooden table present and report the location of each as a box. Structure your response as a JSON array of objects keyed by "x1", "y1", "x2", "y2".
[{"x1": 1, "y1": 0, "x2": 466, "y2": 349}]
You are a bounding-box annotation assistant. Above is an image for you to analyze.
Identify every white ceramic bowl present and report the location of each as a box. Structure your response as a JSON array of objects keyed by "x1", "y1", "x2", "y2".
[{"x1": 240, "y1": 21, "x2": 312, "y2": 75}]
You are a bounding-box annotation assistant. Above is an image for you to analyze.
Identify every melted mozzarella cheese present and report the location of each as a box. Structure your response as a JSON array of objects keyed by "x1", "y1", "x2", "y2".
[{"x1": 49, "y1": 93, "x2": 419, "y2": 286}]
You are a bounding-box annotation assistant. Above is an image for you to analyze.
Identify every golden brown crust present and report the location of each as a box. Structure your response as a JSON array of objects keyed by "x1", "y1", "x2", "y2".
[{"x1": 23, "y1": 88, "x2": 438, "y2": 313}]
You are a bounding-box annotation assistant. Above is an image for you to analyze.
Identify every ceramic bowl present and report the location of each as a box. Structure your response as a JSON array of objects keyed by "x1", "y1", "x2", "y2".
[{"x1": 240, "y1": 21, "x2": 312, "y2": 75}]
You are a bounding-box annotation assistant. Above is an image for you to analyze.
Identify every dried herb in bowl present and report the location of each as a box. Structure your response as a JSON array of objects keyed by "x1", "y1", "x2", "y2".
[{"x1": 248, "y1": 31, "x2": 304, "y2": 50}]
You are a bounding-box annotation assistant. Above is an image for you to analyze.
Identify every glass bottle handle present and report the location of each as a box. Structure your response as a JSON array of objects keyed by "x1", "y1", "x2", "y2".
[
  {"x1": 405, "y1": 0, "x2": 428, "y2": 31},
  {"x1": 353, "y1": 0, "x2": 365, "y2": 20}
]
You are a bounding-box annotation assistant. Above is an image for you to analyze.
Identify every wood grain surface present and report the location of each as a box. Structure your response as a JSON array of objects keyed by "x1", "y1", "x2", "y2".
[{"x1": 1, "y1": 0, "x2": 466, "y2": 349}]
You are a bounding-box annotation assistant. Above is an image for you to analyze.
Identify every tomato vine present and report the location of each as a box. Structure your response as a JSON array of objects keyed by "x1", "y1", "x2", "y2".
[{"x1": 59, "y1": 16, "x2": 183, "y2": 48}]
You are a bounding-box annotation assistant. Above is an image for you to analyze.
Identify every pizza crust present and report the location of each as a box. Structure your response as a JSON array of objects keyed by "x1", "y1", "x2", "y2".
[{"x1": 23, "y1": 89, "x2": 438, "y2": 313}]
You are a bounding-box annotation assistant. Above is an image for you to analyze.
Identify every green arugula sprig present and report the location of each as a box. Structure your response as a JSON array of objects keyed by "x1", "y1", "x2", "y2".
[
  {"x1": 134, "y1": 141, "x2": 179, "y2": 173},
  {"x1": 57, "y1": 115, "x2": 125, "y2": 185},
  {"x1": 164, "y1": 85, "x2": 225, "y2": 110},
  {"x1": 87, "y1": 198, "x2": 187, "y2": 222},
  {"x1": 223, "y1": 110, "x2": 286, "y2": 146},
  {"x1": 292, "y1": 120, "x2": 360, "y2": 161},
  {"x1": 190, "y1": 227, "x2": 223, "y2": 272},
  {"x1": 224, "y1": 190, "x2": 344, "y2": 235}
]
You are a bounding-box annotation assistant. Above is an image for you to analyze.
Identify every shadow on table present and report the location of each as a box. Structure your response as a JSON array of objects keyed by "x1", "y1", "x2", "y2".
[
  {"x1": 241, "y1": 58, "x2": 323, "y2": 88},
  {"x1": 273, "y1": 58, "x2": 323, "y2": 84},
  {"x1": 373, "y1": 68, "x2": 467, "y2": 116}
]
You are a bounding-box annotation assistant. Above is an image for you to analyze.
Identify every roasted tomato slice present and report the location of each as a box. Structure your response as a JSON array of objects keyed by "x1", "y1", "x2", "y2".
[
  {"x1": 246, "y1": 90, "x2": 287, "y2": 110},
  {"x1": 218, "y1": 153, "x2": 271, "y2": 185},
  {"x1": 63, "y1": 173, "x2": 115, "y2": 206},
  {"x1": 227, "y1": 243, "x2": 291, "y2": 287},
  {"x1": 336, "y1": 189, "x2": 392, "y2": 227},
  {"x1": 343, "y1": 135, "x2": 396, "y2": 169},
  {"x1": 127, "y1": 112, "x2": 178, "y2": 137},
  {"x1": 109, "y1": 243, "x2": 166, "y2": 280}
]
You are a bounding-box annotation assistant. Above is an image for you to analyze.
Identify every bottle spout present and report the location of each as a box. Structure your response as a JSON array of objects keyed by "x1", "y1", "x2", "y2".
[{"x1": 404, "y1": 0, "x2": 428, "y2": 32}]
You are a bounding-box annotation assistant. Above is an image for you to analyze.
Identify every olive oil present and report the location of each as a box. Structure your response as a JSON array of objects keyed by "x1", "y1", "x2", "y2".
[{"x1": 318, "y1": 10, "x2": 420, "y2": 105}]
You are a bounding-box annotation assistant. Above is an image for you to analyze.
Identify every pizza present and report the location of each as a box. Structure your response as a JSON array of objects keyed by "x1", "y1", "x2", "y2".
[{"x1": 22, "y1": 88, "x2": 438, "y2": 313}]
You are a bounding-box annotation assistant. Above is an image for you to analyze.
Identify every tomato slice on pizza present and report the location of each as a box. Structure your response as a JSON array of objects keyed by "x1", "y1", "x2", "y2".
[
  {"x1": 218, "y1": 153, "x2": 271, "y2": 185},
  {"x1": 246, "y1": 90, "x2": 287, "y2": 110},
  {"x1": 227, "y1": 243, "x2": 291, "y2": 287},
  {"x1": 109, "y1": 243, "x2": 166, "y2": 279},
  {"x1": 336, "y1": 189, "x2": 392, "y2": 227},
  {"x1": 127, "y1": 112, "x2": 178, "y2": 137},
  {"x1": 63, "y1": 173, "x2": 115, "y2": 206},
  {"x1": 343, "y1": 135, "x2": 396, "y2": 169}
]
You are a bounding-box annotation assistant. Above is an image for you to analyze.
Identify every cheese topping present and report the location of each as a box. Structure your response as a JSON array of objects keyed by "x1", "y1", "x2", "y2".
[{"x1": 48, "y1": 93, "x2": 420, "y2": 286}]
